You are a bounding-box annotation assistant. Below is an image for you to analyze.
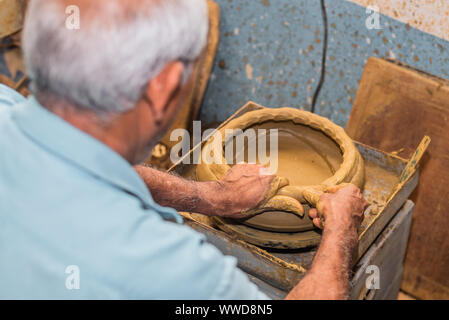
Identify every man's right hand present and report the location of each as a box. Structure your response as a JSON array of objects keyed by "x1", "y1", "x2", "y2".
[
  {"x1": 287, "y1": 184, "x2": 369, "y2": 300},
  {"x1": 309, "y1": 184, "x2": 368, "y2": 232}
]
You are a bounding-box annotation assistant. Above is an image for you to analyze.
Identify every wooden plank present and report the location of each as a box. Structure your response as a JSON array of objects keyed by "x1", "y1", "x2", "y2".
[
  {"x1": 346, "y1": 57, "x2": 449, "y2": 299},
  {"x1": 159, "y1": 0, "x2": 220, "y2": 149},
  {"x1": 397, "y1": 291, "x2": 416, "y2": 300}
]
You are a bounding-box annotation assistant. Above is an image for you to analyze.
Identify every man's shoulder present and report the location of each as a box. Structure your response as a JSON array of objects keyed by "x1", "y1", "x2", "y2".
[
  {"x1": 0, "y1": 86, "x2": 28, "y2": 157},
  {"x1": 0, "y1": 84, "x2": 26, "y2": 107}
]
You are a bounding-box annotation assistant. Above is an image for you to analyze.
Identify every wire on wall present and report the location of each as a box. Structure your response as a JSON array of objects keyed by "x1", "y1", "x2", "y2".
[{"x1": 311, "y1": 0, "x2": 328, "y2": 114}]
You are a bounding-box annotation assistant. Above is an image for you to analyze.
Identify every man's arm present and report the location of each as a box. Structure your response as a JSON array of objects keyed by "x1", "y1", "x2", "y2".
[
  {"x1": 135, "y1": 163, "x2": 275, "y2": 218},
  {"x1": 286, "y1": 185, "x2": 367, "y2": 300}
]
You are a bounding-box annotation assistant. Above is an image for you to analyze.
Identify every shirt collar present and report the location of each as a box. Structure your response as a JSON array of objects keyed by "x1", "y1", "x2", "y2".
[{"x1": 11, "y1": 96, "x2": 181, "y2": 222}]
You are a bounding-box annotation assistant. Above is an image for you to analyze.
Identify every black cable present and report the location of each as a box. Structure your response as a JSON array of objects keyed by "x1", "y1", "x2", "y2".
[{"x1": 311, "y1": 0, "x2": 328, "y2": 114}]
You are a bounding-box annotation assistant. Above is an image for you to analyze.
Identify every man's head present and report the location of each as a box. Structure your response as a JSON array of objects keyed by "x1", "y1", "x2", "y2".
[{"x1": 23, "y1": 0, "x2": 208, "y2": 163}]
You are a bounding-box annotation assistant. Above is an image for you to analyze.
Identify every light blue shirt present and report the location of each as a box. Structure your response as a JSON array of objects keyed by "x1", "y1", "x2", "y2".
[{"x1": 0, "y1": 84, "x2": 268, "y2": 299}]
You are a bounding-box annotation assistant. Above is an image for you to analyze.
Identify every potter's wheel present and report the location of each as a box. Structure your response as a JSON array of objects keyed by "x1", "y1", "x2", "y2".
[{"x1": 211, "y1": 213, "x2": 322, "y2": 250}]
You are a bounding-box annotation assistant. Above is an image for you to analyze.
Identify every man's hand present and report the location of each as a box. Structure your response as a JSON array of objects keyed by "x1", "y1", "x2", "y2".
[
  {"x1": 213, "y1": 163, "x2": 277, "y2": 218},
  {"x1": 309, "y1": 184, "x2": 368, "y2": 233},
  {"x1": 135, "y1": 164, "x2": 278, "y2": 218},
  {"x1": 286, "y1": 184, "x2": 368, "y2": 300}
]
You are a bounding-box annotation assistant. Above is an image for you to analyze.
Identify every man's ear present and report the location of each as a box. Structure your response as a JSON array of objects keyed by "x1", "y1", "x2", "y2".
[{"x1": 144, "y1": 61, "x2": 184, "y2": 123}]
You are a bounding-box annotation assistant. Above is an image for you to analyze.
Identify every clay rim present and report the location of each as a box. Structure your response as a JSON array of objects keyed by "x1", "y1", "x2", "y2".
[{"x1": 196, "y1": 107, "x2": 364, "y2": 203}]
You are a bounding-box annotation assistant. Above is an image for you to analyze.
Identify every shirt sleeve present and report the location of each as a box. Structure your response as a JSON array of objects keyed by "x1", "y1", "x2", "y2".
[
  {"x1": 210, "y1": 252, "x2": 272, "y2": 300},
  {"x1": 104, "y1": 209, "x2": 271, "y2": 300},
  {"x1": 167, "y1": 223, "x2": 271, "y2": 300},
  {"x1": 148, "y1": 219, "x2": 271, "y2": 299},
  {"x1": 0, "y1": 84, "x2": 26, "y2": 108}
]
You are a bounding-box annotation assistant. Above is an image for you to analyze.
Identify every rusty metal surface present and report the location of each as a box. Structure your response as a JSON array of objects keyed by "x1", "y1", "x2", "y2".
[
  {"x1": 211, "y1": 216, "x2": 322, "y2": 250},
  {"x1": 184, "y1": 198, "x2": 416, "y2": 297},
  {"x1": 254, "y1": 200, "x2": 415, "y2": 299},
  {"x1": 172, "y1": 104, "x2": 418, "y2": 291},
  {"x1": 246, "y1": 274, "x2": 287, "y2": 300}
]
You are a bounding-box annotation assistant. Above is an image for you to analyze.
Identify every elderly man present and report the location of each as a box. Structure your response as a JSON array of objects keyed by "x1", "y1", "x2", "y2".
[{"x1": 0, "y1": 0, "x2": 367, "y2": 299}]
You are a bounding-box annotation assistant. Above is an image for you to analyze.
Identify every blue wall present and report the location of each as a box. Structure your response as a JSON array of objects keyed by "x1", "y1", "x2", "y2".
[
  {"x1": 200, "y1": 0, "x2": 449, "y2": 127},
  {"x1": 1, "y1": 0, "x2": 448, "y2": 128}
]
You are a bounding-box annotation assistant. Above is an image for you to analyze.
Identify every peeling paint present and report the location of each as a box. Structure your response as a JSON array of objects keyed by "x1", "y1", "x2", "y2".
[{"x1": 245, "y1": 63, "x2": 253, "y2": 80}]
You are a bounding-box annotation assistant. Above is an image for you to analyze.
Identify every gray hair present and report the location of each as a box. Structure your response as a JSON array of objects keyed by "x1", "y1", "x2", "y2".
[{"x1": 23, "y1": 0, "x2": 208, "y2": 114}]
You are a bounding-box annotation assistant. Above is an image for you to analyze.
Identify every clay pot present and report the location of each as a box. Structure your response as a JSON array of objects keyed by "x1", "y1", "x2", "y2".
[{"x1": 196, "y1": 107, "x2": 365, "y2": 233}]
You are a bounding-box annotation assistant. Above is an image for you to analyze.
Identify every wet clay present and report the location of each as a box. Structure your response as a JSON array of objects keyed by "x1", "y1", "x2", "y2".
[{"x1": 196, "y1": 107, "x2": 365, "y2": 233}]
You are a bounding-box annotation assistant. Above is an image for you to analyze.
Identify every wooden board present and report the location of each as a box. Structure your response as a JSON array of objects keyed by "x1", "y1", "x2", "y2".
[
  {"x1": 346, "y1": 57, "x2": 449, "y2": 300},
  {"x1": 160, "y1": 0, "x2": 220, "y2": 149},
  {"x1": 147, "y1": 0, "x2": 220, "y2": 169},
  {"x1": 189, "y1": 200, "x2": 414, "y2": 299}
]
